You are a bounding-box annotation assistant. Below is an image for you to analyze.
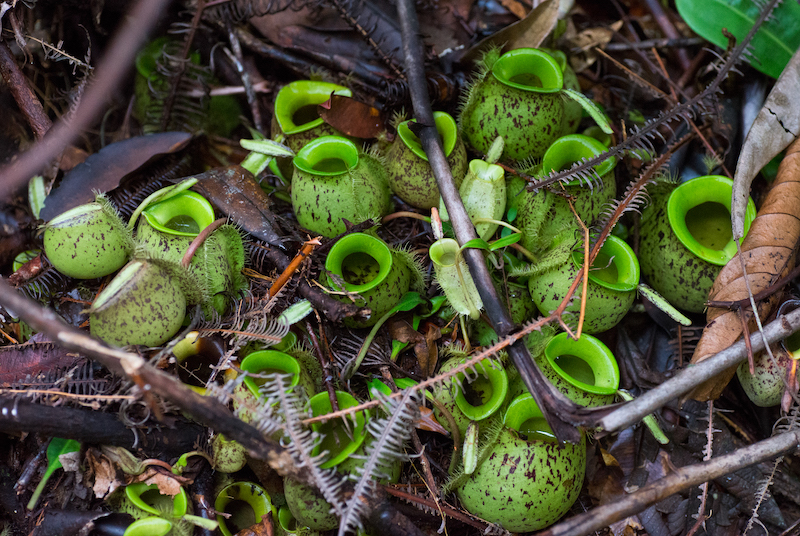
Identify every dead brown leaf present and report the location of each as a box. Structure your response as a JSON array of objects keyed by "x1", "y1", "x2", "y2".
[
  {"x1": 190, "y1": 165, "x2": 282, "y2": 246},
  {"x1": 689, "y1": 136, "x2": 800, "y2": 400},
  {"x1": 318, "y1": 95, "x2": 384, "y2": 139},
  {"x1": 85, "y1": 447, "x2": 124, "y2": 499},
  {"x1": 133, "y1": 467, "x2": 184, "y2": 497}
]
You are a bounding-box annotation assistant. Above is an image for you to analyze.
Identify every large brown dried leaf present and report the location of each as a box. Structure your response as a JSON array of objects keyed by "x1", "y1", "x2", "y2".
[
  {"x1": 40, "y1": 132, "x2": 192, "y2": 220},
  {"x1": 318, "y1": 95, "x2": 385, "y2": 139},
  {"x1": 689, "y1": 137, "x2": 800, "y2": 400},
  {"x1": 190, "y1": 165, "x2": 282, "y2": 246}
]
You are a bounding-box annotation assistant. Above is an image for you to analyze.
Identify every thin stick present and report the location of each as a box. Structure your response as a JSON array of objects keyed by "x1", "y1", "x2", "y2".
[
  {"x1": 567, "y1": 198, "x2": 590, "y2": 339},
  {"x1": 268, "y1": 238, "x2": 321, "y2": 297},
  {"x1": 599, "y1": 306, "x2": 800, "y2": 433},
  {"x1": 380, "y1": 485, "x2": 489, "y2": 530},
  {"x1": 382, "y1": 211, "x2": 431, "y2": 224},
  {"x1": 306, "y1": 318, "x2": 339, "y2": 413}
]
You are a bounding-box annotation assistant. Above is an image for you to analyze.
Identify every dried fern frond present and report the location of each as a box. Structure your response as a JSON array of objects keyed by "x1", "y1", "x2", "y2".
[
  {"x1": 196, "y1": 312, "x2": 289, "y2": 345},
  {"x1": 339, "y1": 389, "x2": 420, "y2": 535}
]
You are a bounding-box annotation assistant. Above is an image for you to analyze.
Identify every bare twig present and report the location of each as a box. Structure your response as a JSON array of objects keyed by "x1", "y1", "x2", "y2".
[{"x1": 599, "y1": 306, "x2": 800, "y2": 433}]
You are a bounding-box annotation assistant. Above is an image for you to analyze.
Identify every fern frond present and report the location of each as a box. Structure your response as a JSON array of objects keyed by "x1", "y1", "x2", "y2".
[
  {"x1": 261, "y1": 375, "x2": 347, "y2": 516},
  {"x1": 339, "y1": 389, "x2": 420, "y2": 535}
]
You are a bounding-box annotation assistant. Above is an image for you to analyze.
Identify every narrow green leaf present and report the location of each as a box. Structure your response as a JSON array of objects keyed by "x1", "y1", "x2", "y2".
[
  {"x1": 461, "y1": 238, "x2": 491, "y2": 252},
  {"x1": 239, "y1": 138, "x2": 295, "y2": 158},
  {"x1": 277, "y1": 300, "x2": 313, "y2": 326},
  {"x1": 637, "y1": 283, "x2": 692, "y2": 326},
  {"x1": 28, "y1": 176, "x2": 47, "y2": 220},
  {"x1": 463, "y1": 421, "x2": 480, "y2": 475},
  {"x1": 488, "y1": 232, "x2": 522, "y2": 251},
  {"x1": 561, "y1": 89, "x2": 613, "y2": 133}
]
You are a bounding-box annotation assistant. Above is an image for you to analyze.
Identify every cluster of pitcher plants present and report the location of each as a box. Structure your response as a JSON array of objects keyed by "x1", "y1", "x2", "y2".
[{"x1": 29, "y1": 41, "x2": 788, "y2": 535}]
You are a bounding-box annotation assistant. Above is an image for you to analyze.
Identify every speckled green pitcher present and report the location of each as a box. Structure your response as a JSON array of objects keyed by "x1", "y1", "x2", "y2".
[
  {"x1": 528, "y1": 235, "x2": 639, "y2": 334},
  {"x1": 271, "y1": 80, "x2": 352, "y2": 179},
  {"x1": 460, "y1": 48, "x2": 566, "y2": 160},
  {"x1": 638, "y1": 175, "x2": 757, "y2": 313},
  {"x1": 322, "y1": 232, "x2": 411, "y2": 327},
  {"x1": 291, "y1": 136, "x2": 392, "y2": 237},
  {"x1": 516, "y1": 133, "x2": 617, "y2": 253},
  {"x1": 456, "y1": 393, "x2": 585, "y2": 532},
  {"x1": 385, "y1": 111, "x2": 467, "y2": 209},
  {"x1": 136, "y1": 190, "x2": 246, "y2": 315}
]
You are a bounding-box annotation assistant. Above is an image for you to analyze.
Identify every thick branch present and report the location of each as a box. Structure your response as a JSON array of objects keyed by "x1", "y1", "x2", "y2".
[
  {"x1": 0, "y1": 398, "x2": 205, "y2": 457},
  {"x1": 0, "y1": 42, "x2": 52, "y2": 140},
  {"x1": 394, "y1": 0, "x2": 582, "y2": 443},
  {"x1": 538, "y1": 429, "x2": 800, "y2": 536}
]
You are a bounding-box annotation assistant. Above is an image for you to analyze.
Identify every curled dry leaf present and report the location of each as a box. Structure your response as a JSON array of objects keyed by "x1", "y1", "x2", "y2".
[
  {"x1": 731, "y1": 46, "x2": 800, "y2": 240},
  {"x1": 689, "y1": 137, "x2": 800, "y2": 401}
]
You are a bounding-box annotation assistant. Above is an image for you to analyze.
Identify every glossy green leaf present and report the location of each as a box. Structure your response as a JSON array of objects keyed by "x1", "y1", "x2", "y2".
[
  {"x1": 461, "y1": 238, "x2": 492, "y2": 252},
  {"x1": 488, "y1": 232, "x2": 522, "y2": 251},
  {"x1": 676, "y1": 0, "x2": 800, "y2": 79},
  {"x1": 561, "y1": 89, "x2": 613, "y2": 133},
  {"x1": 27, "y1": 438, "x2": 81, "y2": 510}
]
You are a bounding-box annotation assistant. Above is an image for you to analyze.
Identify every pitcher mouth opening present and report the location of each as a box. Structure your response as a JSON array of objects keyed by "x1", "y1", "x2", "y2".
[
  {"x1": 397, "y1": 111, "x2": 458, "y2": 161},
  {"x1": 325, "y1": 233, "x2": 393, "y2": 293},
  {"x1": 142, "y1": 191, "x2": 215, "y2": 237},
  {"x1": 454, "y1": 360, "x2": 508, "y2": 421},
  {"x1": 541, "y1": 134, "x2": 617, "y2": 184},
  {"x1": 504, "y1": 393, "x2": 556, "y2": 443},
  {"x1": 274, "y1": 80, "x2": 352, "y2": 135},
  {"x1": 491, "y1": 48, "x2": 563, "y2": 94},
  {"x1": 572, "y1": 235, "x2": 639, "y2": 292},
  {"x1": 667, "y1": 175, "x2": 756, "y2": 266},
  {"x1": 544, "y1": 332, "x2": 620, "y2": 395},
  {"x1": 293, "y1": 136, "x2": 359, "y2": 176}
]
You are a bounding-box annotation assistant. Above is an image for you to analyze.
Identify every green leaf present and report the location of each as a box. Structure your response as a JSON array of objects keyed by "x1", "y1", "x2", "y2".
[
  {"x1": 27, "y1": 438, "x2": 81, "y2": 510},
  {"x1": 506, "y1": 206, "x2": 518, "y2": 222},
  {"x1": 488, "y1": 232, "x2": 522, "y2": 251},
  {"x1": 240, "y1": 138, "x2": 295, "y2": 158},
  {"x1": 561, "y1": 89, "x2": 613, "y2": 134},
  {"x1": 28, "y1": 176, "x2": 46, "y2": 220},
  {"x1": 463, "y1": 421, "x2": 480, "y2": 475},
  {"x1": 277, "y1": 300, "x2": 313, "y2": 326},
  {"x1": 461, "y1": 238, "x2": 492, "y2": 252},
  {"x1": 637, "y1": 283, "x2": 692, "y2": 326},
  {"x1": 676, "y1": 0, "x2": 800, "y2": 79}
]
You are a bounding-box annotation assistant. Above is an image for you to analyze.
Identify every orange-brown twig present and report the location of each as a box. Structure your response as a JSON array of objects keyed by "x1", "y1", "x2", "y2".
[{"x1": 268, "y1": 237, "x2": 321, "y2": 297}]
